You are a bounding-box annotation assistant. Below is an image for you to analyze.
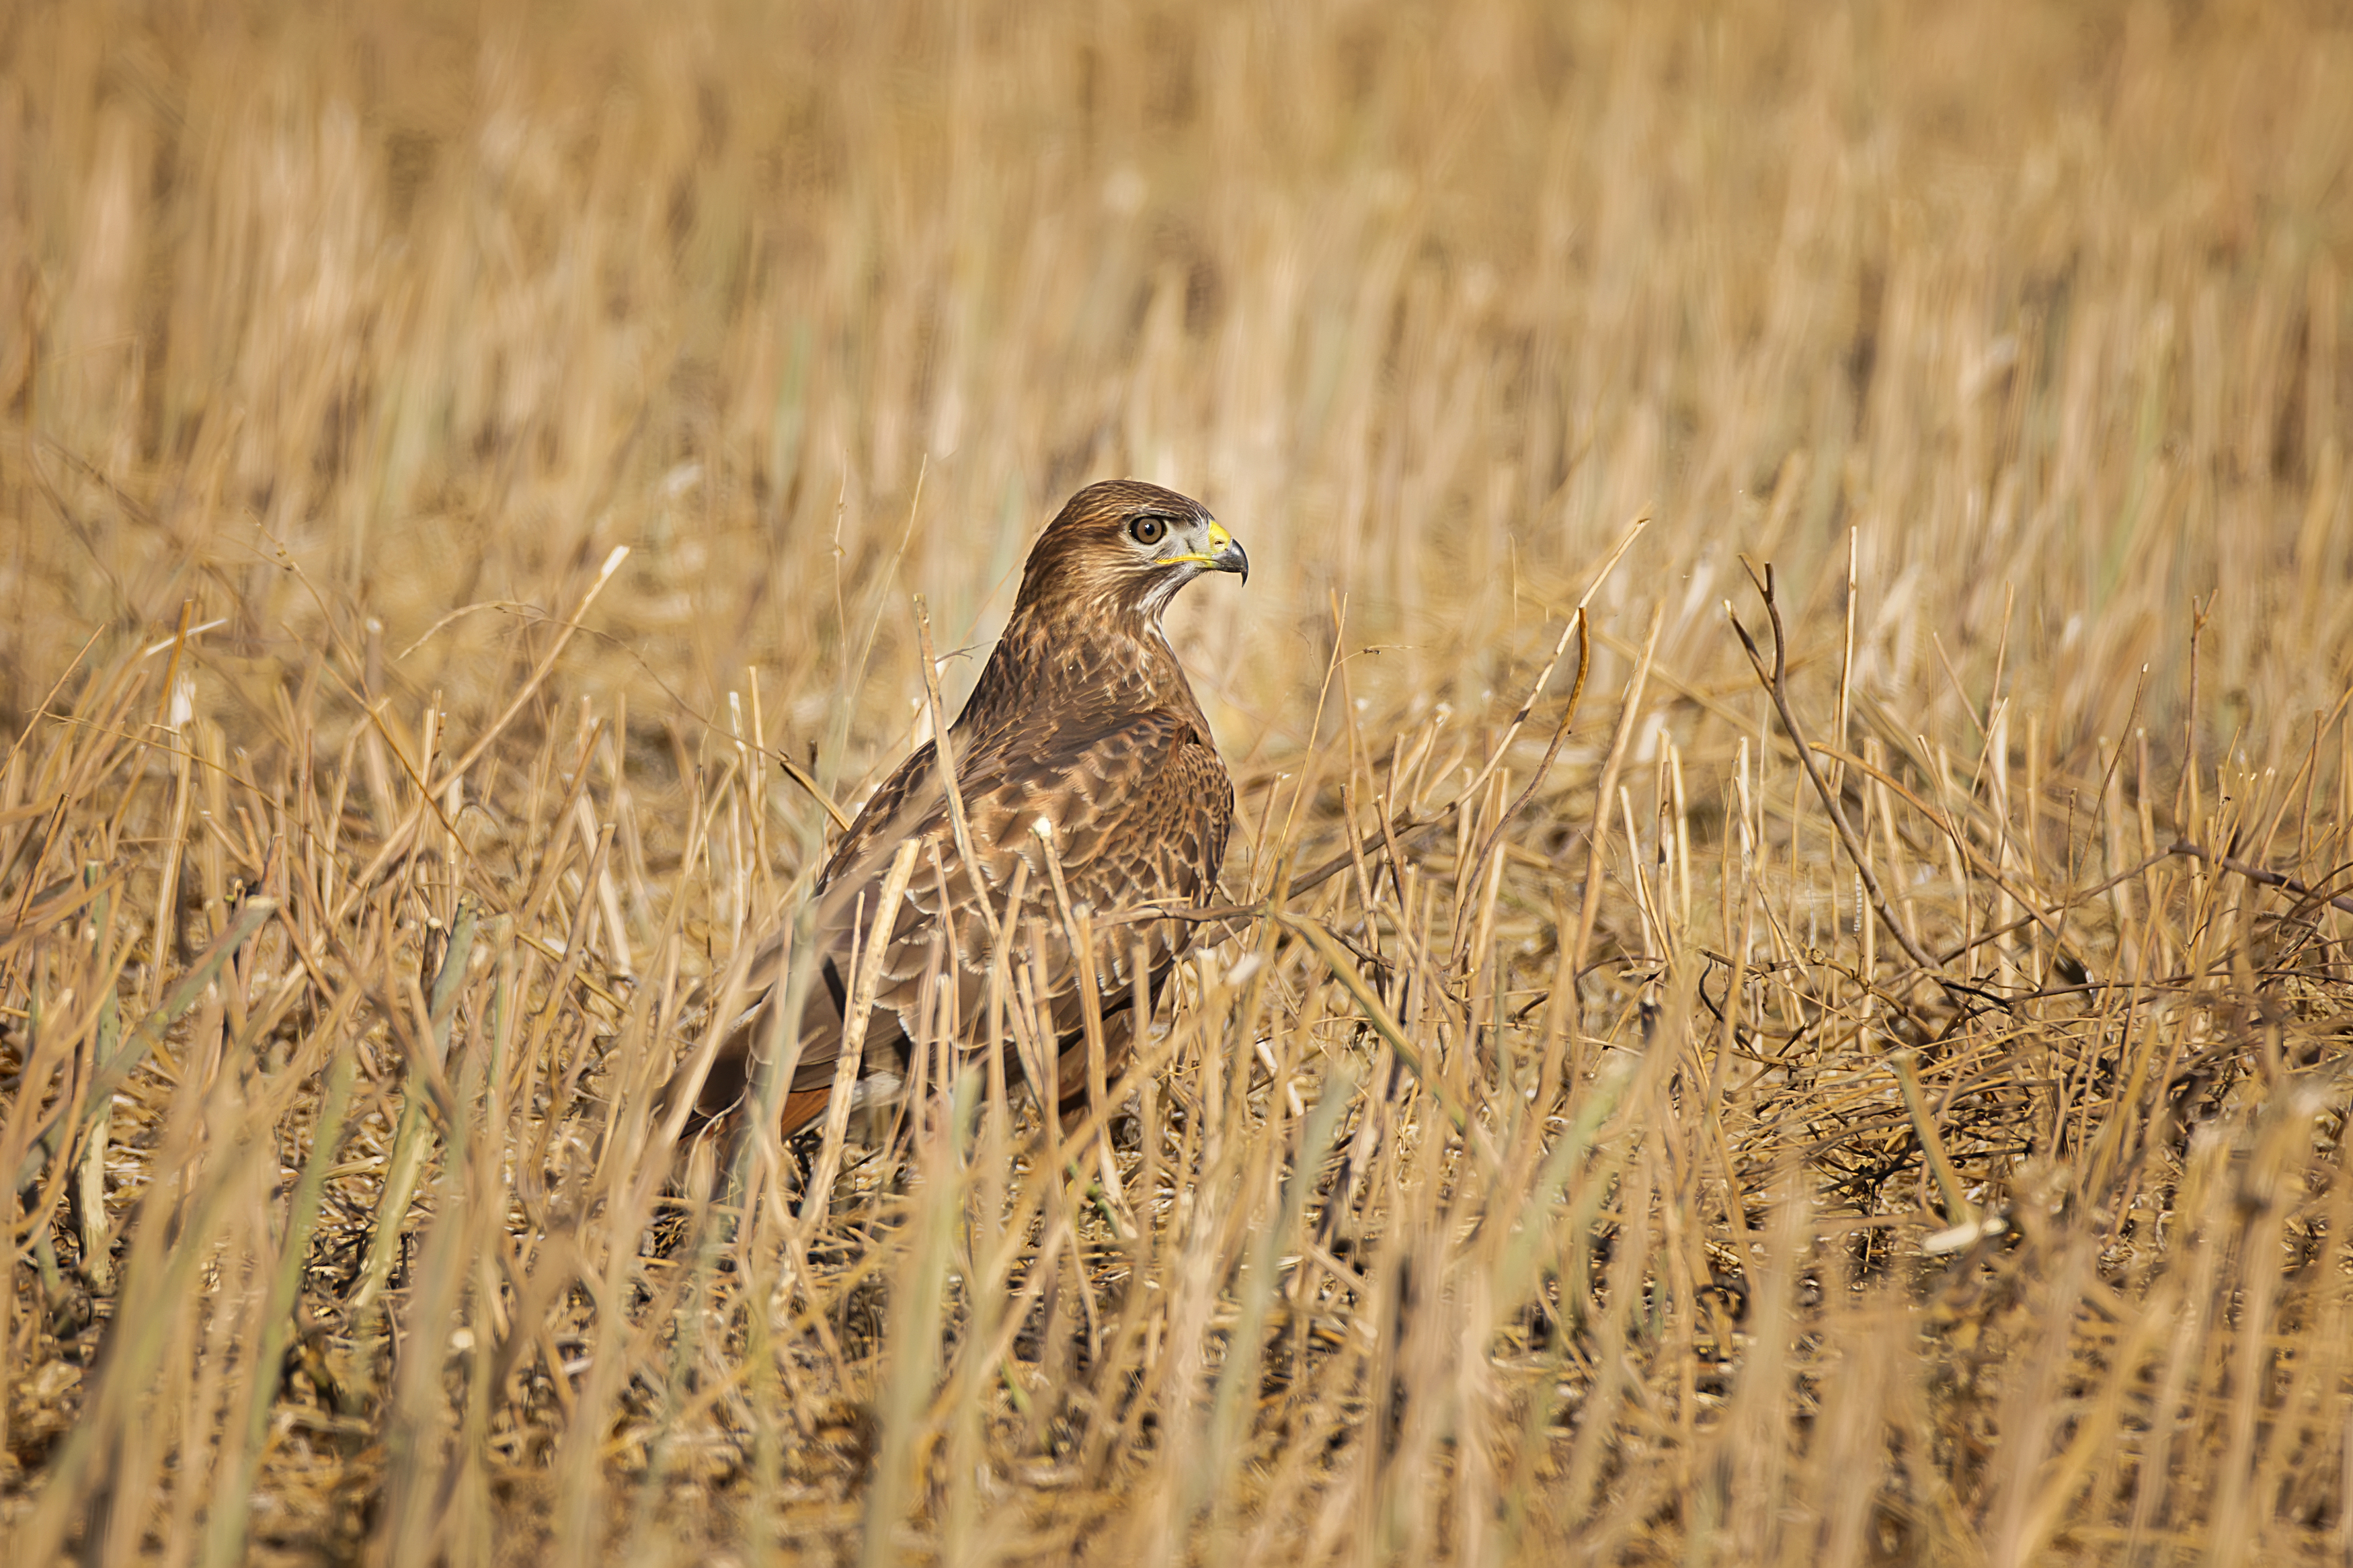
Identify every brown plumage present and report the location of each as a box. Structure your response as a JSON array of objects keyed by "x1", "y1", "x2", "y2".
[{"x1": 667, "y1": 479, "x2": 1247, "y2": 1140}]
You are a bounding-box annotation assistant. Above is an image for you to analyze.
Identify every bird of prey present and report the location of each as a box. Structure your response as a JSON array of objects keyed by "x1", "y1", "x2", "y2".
[{"x1": 668, "y1": 479, "x2": 1247, "y2": 1141}]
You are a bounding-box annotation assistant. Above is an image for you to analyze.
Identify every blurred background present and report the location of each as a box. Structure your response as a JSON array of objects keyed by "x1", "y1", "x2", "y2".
[
  {"x1": 5, "y1": 0, "x2": 2346, "y2": 798},
  {"x1": 7, "y1": 3, "x2": 2353, "y2": 1561}
]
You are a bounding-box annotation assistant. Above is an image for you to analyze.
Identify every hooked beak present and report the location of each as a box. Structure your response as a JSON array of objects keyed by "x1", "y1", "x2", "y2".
[
  {"x1": 1201, "y1": 520, "x2": 1250, "y2": 583},
  {"x1": 1164, "y1": 519, "x2": 1250, "y2": 582}
]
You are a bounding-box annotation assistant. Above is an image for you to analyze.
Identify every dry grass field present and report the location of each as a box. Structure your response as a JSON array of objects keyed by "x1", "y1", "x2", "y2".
[{"x1": 3, "y1": 0, "x2": 2352, "y2": 1561}]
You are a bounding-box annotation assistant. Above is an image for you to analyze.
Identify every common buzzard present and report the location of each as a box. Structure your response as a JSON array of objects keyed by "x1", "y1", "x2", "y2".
[{"x1": 669, "y1": 479, "x2": 1247, "y2": 1139}]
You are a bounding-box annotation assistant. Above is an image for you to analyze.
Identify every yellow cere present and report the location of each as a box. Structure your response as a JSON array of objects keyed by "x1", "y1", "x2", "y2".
[{"x1": 1168, "y1": 520, "x2": 1233, "y2": 567}]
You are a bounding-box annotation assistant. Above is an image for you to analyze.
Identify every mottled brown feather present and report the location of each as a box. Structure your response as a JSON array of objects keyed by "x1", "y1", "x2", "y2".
[{"x1": 666, "y1": 479, "x2": 1244, "y2": 1139}]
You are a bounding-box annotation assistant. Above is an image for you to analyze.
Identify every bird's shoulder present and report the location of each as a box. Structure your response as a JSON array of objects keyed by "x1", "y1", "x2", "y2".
[
  {"x1": 815, "y1": 736, "x2": 941, "y2": 893},
  {"x1": 816, "y1": 694, "x2": 1226, "y2": 897},
  {"x1": 959, "y1": 700, "x2": 1223, "y2": 843}
]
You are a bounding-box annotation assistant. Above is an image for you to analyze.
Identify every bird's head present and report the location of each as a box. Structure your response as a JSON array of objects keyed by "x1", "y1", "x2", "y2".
[{"x1": 1014, "y1": 479, "x2": 1249, "y2": 624}]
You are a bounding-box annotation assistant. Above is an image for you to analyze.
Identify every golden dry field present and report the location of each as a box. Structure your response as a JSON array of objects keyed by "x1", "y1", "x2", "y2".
[{"x1": 3, "y1": 0, "x2": 2352, "y2": 1561}]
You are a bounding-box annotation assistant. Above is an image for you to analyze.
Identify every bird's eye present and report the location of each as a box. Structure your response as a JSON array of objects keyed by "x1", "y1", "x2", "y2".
[{"x1": 1129, "y1": 514, "x2": 1168, "y2": 547}]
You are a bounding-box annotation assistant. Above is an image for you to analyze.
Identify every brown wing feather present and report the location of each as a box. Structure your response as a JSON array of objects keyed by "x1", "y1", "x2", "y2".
[{"x1": 678, "y1": 709, "x2": 1231, "y2": 1130}]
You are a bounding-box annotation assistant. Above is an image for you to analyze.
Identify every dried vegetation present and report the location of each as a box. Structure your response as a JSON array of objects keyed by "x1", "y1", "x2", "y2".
[{"x1": 3, "y1": 1, "x2": 2353, "y2": 1562}]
